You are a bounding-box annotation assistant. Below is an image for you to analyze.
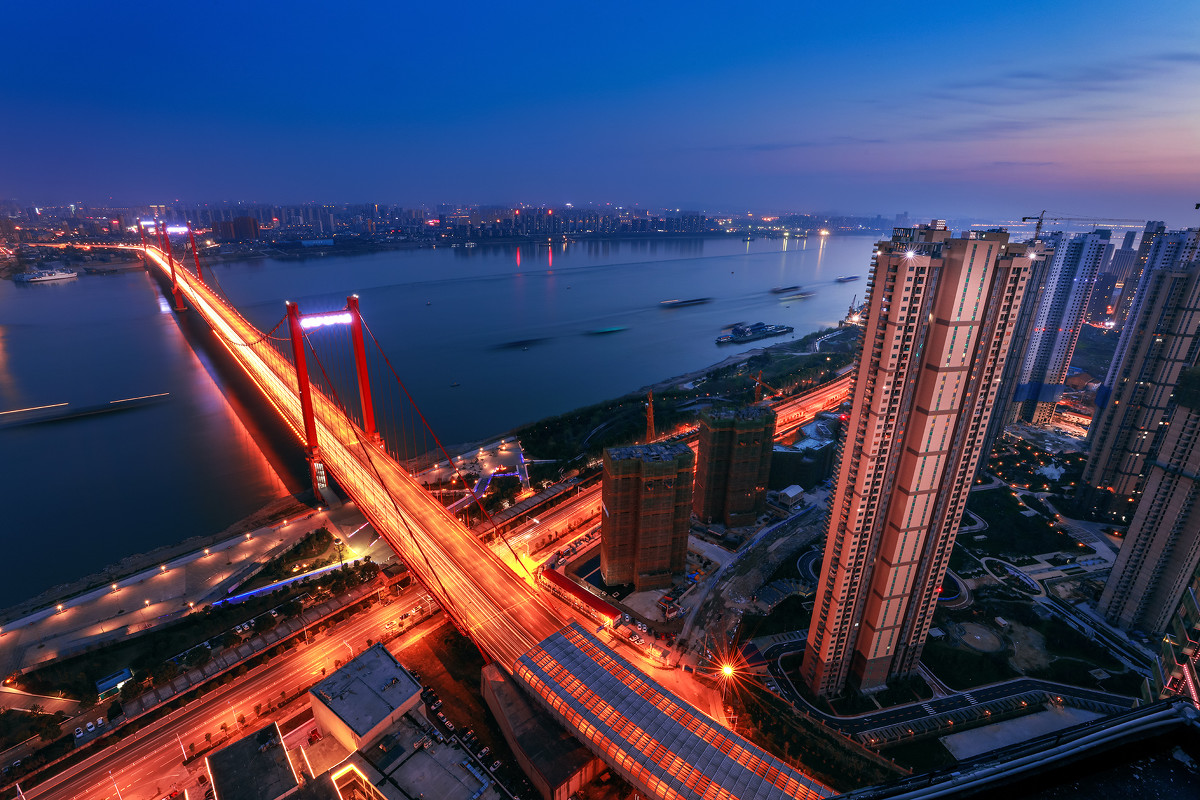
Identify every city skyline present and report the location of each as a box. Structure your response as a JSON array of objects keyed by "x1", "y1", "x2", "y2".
[{"x1": 3, "y1": 1, "x2": 1198, "y2": 224}]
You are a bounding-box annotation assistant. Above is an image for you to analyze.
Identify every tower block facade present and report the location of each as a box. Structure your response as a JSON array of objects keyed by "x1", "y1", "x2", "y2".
[
  {"x1": 802, "y1": 223, "x2": 1032, "y2": 697},
  {"x1": 693, "y1": 405, "x2": 776, "y2": 527}
]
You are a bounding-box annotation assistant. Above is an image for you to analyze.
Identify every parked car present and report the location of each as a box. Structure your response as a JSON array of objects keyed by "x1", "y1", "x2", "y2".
[
  {"x1": 478, "y1": 746, "x2": 491, "y2": 758},
  {"x1": 490, "y1": 760, "x2": 501, "y2": 771},
  {"x1": 86, "y1": 722, "x2": 95, "y2": 732},
  {"x1": 97, "y1": 717, "x2": 105, "y2": 727},
  {"x1": 75, "y1": 727, "x2": 84, "y2": 738},
  {"x1": 430, "y1": 699, "x2": 442, "y2": 711}
]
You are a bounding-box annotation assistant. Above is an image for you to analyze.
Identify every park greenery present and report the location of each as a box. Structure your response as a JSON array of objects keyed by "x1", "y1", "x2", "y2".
[
  {"x1": 513, "y1": 330, "x2": 855, "y2": 466},
  {"x1": 964, "y1": 489, "x2": 1082, "y2": 559},
  {"x1": 985, "y1": 438, "x2": 1086, "y2": 495},
  {"x1": 925, "y1": 585, "x2": 1140, "y2": 695},
  {"x1": 0, "y1": 708, "x2": 67, "y2": 749},
  {"x1": 731, "y1": 684, "x2": 907, "y2": 792}
]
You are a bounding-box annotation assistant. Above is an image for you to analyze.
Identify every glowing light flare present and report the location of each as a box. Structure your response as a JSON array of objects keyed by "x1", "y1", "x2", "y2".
[
  {"x1": 299, "y1": 312, "x2": 353, "y2": 329},
  {"x1": 721, "y1": 664, "x2": 734, "y2": 677}
]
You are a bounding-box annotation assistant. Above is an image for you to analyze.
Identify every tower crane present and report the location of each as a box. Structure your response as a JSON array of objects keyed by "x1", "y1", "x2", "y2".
[
  {"x1": 750, "y1": 371, "x2": 782, "y2": 403},
  {"x1": 645, "y1": 390, "x2": 655, "y2": 443},
  {"x1": 1022, "y1": 211, "x2": 1147, "y2": 242}
]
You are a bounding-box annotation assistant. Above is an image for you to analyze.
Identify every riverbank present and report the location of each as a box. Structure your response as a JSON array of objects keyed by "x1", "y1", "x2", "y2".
[{"x1": 0, "y1": 495, "x2": 310, "y2": 626}]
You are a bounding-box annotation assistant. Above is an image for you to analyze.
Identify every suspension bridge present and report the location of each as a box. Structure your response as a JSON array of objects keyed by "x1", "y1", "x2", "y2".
[{"x1": 135, "y1": 224, "x2": 830, "y2": 800}]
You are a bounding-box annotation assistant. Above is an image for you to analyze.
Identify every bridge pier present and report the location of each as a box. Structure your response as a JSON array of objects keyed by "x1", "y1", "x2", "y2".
[
  {"x1": 347, "y1": 295, "x2": 383, "y2": 448},
  {"x1": 287, "y1": 301, "x2": 328, "y2": 499},
  {"x1": 157, "y1": 222, "x2": 186, "y2": 312}
]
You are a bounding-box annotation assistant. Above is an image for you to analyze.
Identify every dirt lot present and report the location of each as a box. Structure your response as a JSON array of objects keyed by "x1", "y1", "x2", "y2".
[{"x1": 1007, "y1": 622, "x2": 1051, "y2": 671}]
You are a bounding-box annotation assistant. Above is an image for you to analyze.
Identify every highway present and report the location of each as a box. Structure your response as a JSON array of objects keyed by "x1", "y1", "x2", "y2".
[
  {"x1": 129, "y1": 245, "x2": 836, "y2": 799},
  {"x1": 29, "y1": 590, "x2": 435, "y2": 800}
]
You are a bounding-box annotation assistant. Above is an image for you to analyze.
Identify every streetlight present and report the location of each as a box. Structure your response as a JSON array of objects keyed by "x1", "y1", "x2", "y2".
[
  {"x1": 342, "y1": 640, "x2": 354, "y2": 660},
  {"x1": 720, "y1": 664, "x2": 734, "y2": 701}
]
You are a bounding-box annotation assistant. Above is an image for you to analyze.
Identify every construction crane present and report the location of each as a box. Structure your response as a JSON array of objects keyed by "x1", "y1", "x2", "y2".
[
  {"x1": 1022, "y1": 211, "x2": 1147, "y2": 242},
  {"x1": 645, "y1": 390, "x2": 655, "y2": 443},
  {"x1": 750, "y1": 371, "x2": 782, "y2": 403}
]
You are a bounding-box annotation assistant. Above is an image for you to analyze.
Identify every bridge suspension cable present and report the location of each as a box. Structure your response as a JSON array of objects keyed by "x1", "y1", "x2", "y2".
[
  {"x1": 360, "y1": 318, "x2": 535, "y2": 581},
  {"x1": 299, "y1": 329, "x2": 493, "y2": 659}
]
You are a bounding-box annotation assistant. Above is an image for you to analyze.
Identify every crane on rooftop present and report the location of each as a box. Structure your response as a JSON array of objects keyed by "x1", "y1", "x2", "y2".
[{"x1": 1022, "y1": 210, "x2": 1147, "y2": 242}]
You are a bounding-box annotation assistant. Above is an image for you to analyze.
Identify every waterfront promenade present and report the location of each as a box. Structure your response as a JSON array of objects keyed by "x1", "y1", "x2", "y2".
[{"x1": 0, "y1": 510, "x2": 338, "y2": 678}]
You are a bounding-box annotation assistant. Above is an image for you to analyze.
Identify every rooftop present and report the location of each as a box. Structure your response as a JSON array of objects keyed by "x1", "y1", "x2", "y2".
[
  {"x1": 482, "y1": 663, "x2": 596, "y2": 787},
  {"x1": 702, "y1": 405, "x2": 776, "y2": 422},
  {"x1": 310, "y1": 644, "x2": 420, "y2": 739},
  {"x1": 207, "y1": 723, "x2": 298, "y2": 800},
  {"x1": 606, "y1": 442, "x2": 693, "y2": 463}
]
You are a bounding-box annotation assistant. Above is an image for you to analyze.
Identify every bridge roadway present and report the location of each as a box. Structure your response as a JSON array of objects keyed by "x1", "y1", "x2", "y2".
[
  {"x1": 139, "y1": 247, "x2": 561, "y2": 668},
  {"x1": 139, "y1": 247, "x2": 830, "y2": 799}
]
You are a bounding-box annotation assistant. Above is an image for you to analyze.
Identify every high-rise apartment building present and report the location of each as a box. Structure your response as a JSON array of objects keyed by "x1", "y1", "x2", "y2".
[
  {"x1": 801, "y1": 223, "x2": 1032, "y2": 697},
  {"x1": 1080, "y1": 230, "x2": 1200, "y2": 522},
  {"x1": 693, "y1": 406, "x2": 776, "y2": 527},
  {"x1": 980, "y1": 241, "x2": 1051, "y2": 461},
  {"x1": 1156, "y1": 557, "x2": 1200, "y2": 702},
  {"x1": 1014, "y1": 229, "x2": 1113, "y2": 424},
  {"x1": 1099, "y1": 367, "x2": 1200, "y2": 636},
  {"x1": 600, "y1": 443, "x2": 694, "y2": 591}
]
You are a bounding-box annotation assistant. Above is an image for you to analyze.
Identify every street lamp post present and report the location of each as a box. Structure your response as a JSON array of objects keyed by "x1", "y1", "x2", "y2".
[{"x1": 109, "y1": 771, "x2": 123, "y2": 800}]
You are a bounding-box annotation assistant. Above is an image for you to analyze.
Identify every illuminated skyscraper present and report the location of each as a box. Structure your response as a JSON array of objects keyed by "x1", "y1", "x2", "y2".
[
  {"x1": 693, "y1": 405, "x2": 776, "y2": 527},
  {"x1": 1099, "y1": 367, "x2": 1200, "y2": 636},
  {"x1": 1014, "y1": 229, "x2": 1113, "y2": 424},
  {"x1": 802, "y1": 222, "x2": 1032, "y2": 697},
  {"x1": 1081, "y1": 229, "x2": 1200, "y2": 522},
  {"x1": 600, "y1": 443, "x2": 693, "y2": 591}
]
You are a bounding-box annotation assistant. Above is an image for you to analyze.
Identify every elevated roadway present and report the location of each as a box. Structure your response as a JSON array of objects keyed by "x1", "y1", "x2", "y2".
[{"x1": 137, "y1": 247, "x2": 830, "y2": 799}]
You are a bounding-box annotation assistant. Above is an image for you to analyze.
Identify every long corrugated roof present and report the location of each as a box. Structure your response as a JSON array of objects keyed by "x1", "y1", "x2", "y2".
[{"x1": 515, "y1": 623, "x2": 831, "y2": 800}]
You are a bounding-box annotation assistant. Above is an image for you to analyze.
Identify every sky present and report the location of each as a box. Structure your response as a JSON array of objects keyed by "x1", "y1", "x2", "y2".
[{"x1": 3, "y1": 0, "x2": 1199, "y2": 224}]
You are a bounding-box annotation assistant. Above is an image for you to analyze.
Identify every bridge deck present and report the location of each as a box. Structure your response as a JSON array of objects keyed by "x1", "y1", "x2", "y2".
[{"x1": 142, "y1": 247, "x2": 833, "y2": 798}]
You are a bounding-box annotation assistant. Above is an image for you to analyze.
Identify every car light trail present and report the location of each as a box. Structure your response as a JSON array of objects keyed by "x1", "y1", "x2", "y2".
[{"x1": 137, "y1": 246, "x2": 832, "y2": 799}]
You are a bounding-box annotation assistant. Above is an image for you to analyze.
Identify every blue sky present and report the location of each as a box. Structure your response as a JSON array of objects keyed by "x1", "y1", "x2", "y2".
[{"x1": 4, "y1": 0, "x2": 1198, "y2": 223}]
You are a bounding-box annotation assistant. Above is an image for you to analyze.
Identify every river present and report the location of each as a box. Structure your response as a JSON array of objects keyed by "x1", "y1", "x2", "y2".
[{"x1": 0, "y1": 234, "x2": 876, "y2": 607}]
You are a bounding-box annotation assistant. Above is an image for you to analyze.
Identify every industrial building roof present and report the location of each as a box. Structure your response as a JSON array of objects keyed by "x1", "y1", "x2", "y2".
[
  {"x1": 310, "y1": 644, "x2": 420, "y2": 739},
  {"x1": 207, "y1": 723, "x2": 299, "y2": 800},
  {"x1": 515, "y1": 623, "x2": 831, "y2": 800}
]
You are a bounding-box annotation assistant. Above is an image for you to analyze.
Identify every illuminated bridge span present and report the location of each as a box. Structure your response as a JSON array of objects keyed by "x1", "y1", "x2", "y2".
[{"x1": 139, "y1": 242, "x2": 830, "y2": 799}]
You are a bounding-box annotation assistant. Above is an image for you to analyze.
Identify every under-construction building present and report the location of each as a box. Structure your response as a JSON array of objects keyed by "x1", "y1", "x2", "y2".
[
  {"x1": 693, "y1": 405, "x2": 776, "y2": 527},
  {"x1": 600, "y1": 443, "x2": 694, "y2": 591}
]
